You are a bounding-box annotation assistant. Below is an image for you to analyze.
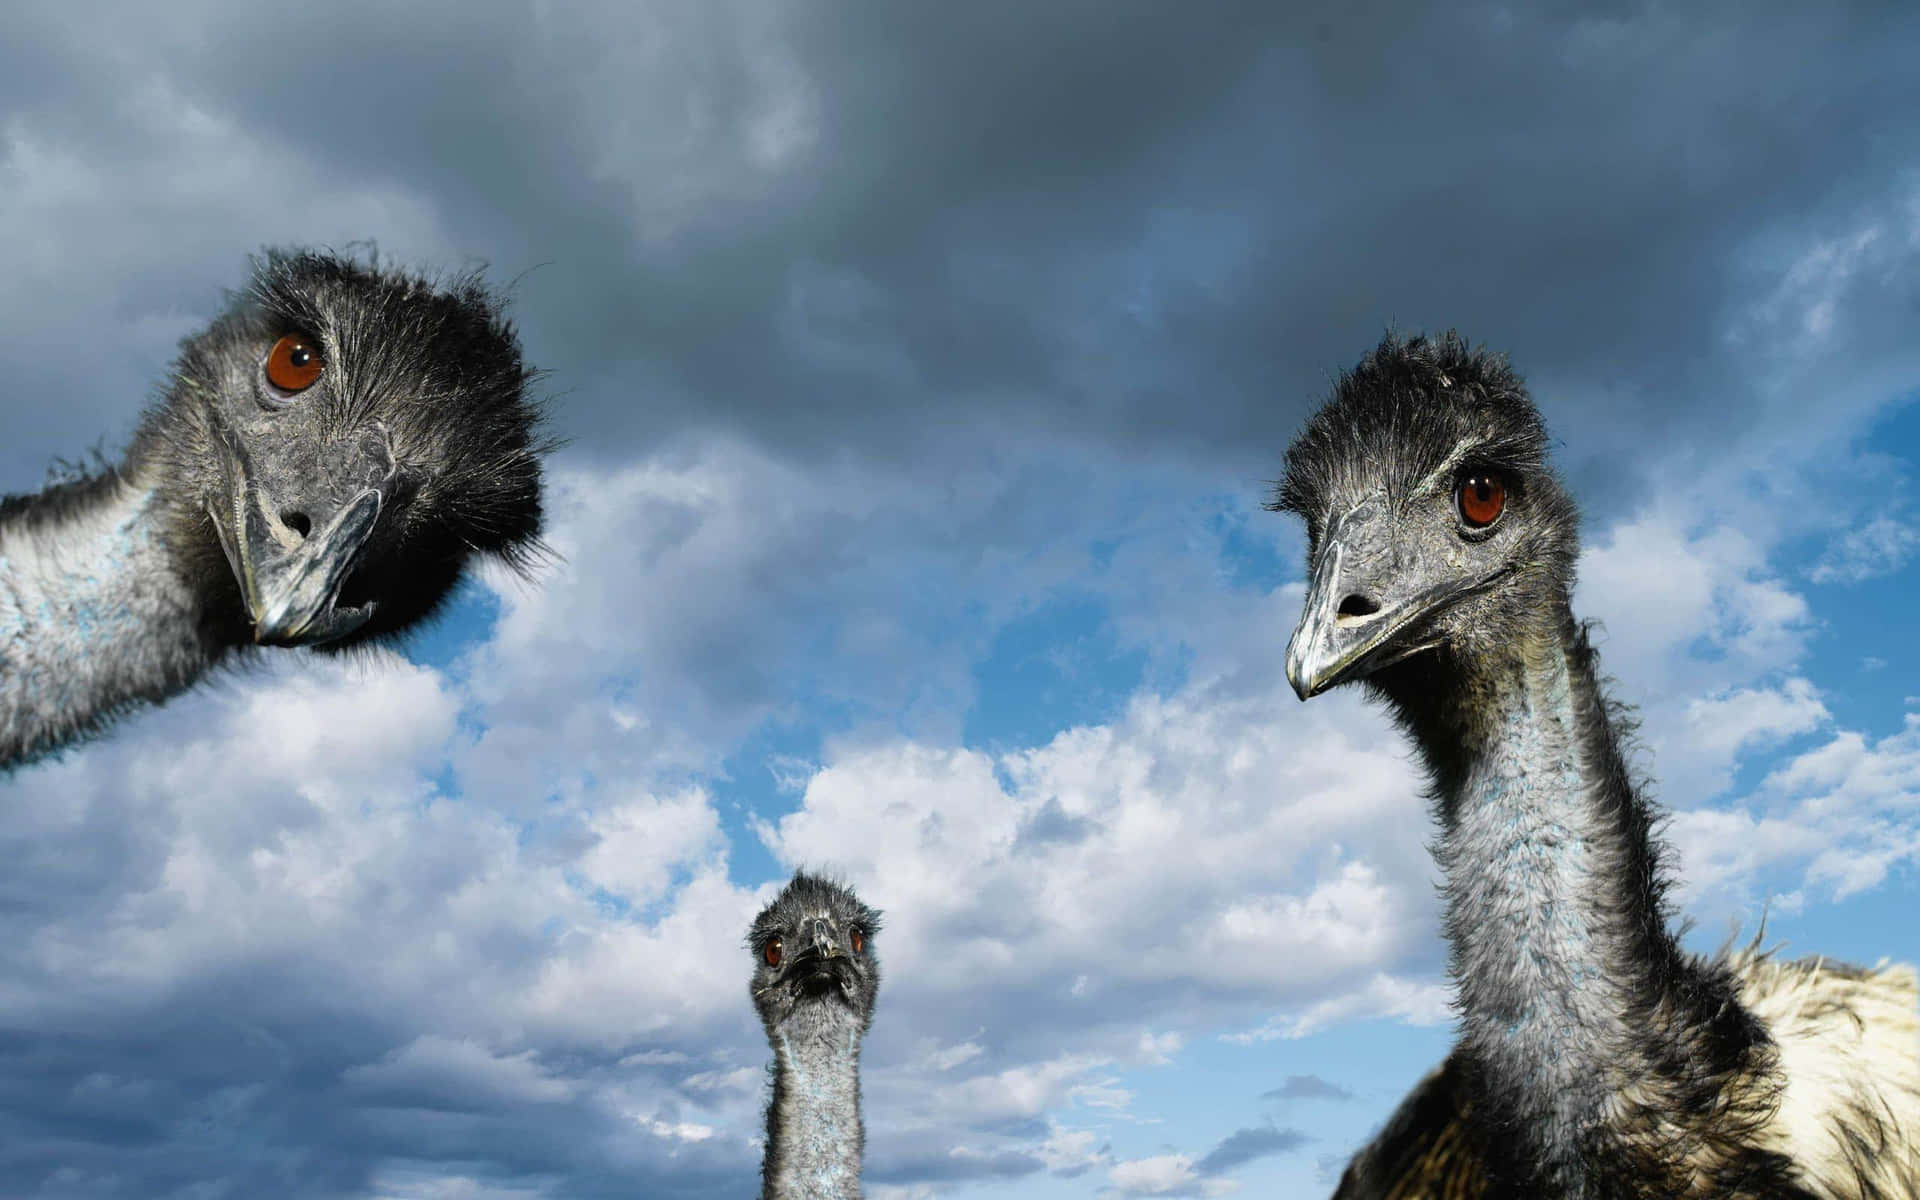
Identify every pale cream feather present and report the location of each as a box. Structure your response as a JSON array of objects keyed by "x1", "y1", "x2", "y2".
[{"x1": 1738, "y1": 948, "x2": 1920, "y2": 1196}]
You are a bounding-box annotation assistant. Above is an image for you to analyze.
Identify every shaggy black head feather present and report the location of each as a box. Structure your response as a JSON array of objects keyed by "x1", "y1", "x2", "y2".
[
  {"x1": 747, "y1": 871, "x2": 883, "y2": 1036},
  {"x1": 0, "y1": 248, "x2": 551, "y2": 772},
  {"x1": 132, "y1": 248, "x2": 551, "y2": 648},
  {"x1": 1272, "y1": 330, "x2": 1551, "y2": 533},
  {"x1": 1272, "y1": 330, "x2": 1581, "y2": 715}
]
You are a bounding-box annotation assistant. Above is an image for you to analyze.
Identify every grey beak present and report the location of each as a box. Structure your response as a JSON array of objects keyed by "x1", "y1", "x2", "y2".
[
  {"x1": 1286, "y1": 537, "x2": 1378, "y2": 700},
  {"x1": 1285, "y1": 503, "x2": 1494, "y2": 700},
  {"x1": 808, "y1": 918, "x2": 844, "y2": 960},
  {"x1": 208, "y1": 424, "x2": 395, "y2": 647}
]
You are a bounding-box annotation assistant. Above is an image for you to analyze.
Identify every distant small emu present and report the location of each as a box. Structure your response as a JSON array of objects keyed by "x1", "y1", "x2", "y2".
[
  {"x1": 748, "y1": 872, "x2": 882, "y2": 1200},
  {"x1": 0, "y1": 250, "x2": 548, "y2": 769},
  {"x1": 1276, "y1": 332, "x2": 1920, "y2": 1198}
]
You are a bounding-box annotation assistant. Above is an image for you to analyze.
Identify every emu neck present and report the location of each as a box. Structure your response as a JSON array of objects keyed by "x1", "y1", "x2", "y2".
[
  {"x1": 763, "y1": 1015, "x2": 865, "y2": 1200},
  {"x1": 0, "y1": 476, "x2": 221, "y2": 769},
  {"x1": 1398, "y1": 605, "x2": 1698, "y2": 1192}
]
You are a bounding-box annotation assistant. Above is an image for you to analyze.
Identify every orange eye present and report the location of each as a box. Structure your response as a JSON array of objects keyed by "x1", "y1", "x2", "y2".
[
  {"x1": 1458, "y1": 473, "x2": 1506, "y2": 528},
  {"x1": 265, "y1": 334, "x2": 324, "y2": 393},
  {"x1": 764, "y1": 938, "x2": 782, "y2": 967},
  {"x1": 850, "y1": 928, "x2": 864, "y2": 954}
]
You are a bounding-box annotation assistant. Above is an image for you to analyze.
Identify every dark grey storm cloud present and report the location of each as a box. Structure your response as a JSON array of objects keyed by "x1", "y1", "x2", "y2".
[
  {"x1": 7, "y1": 1, "x2": 1920, "y2": 510},
  {"x1": 0, "y1": 992, "x2": 755, "y2": 1200},
  {"x1": 0, "y1": 1022, "x2": 748, "y2": 1200}
]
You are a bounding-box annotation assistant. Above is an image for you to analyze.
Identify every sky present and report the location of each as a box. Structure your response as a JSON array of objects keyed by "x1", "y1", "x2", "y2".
[{"x1": 1, "y1": 1, "x2": 1918, "y2": 1196}]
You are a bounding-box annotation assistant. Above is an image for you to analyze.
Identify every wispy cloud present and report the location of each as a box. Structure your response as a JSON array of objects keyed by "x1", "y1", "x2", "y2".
[
  {"x1": 1261, "y1": 1075, "x2": 1354, "y2": 1104},
  {"x1": 1809, "y1": 516, "x2": 1920, "y2": 585},
  {"x1": 1105, "y1": 1122, "x2": 1308, "y2": 1196}
]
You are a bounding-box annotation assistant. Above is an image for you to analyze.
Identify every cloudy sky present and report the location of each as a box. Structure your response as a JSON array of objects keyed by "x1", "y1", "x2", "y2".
[{"x1": 3, "y1": 1, "x2": 1919, "y2": 1196}]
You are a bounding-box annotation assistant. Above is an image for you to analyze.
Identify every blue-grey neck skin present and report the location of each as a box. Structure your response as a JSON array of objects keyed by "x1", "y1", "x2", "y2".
[
  {"x1": 1442, "y1": 614, "x2": 1638, "y2": 1190},
  {"x1": 0, "y1": 473, "x2": 223, "y2": 769},
  {"x1": 1385, "y1": 599, "x2": 1781, "y2": 1197},
  {"x1": 762, "y1": 1004, "x2": 865, "y2": 1200}
]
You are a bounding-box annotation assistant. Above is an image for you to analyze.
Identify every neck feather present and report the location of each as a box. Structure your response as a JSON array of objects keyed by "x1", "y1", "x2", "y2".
[
  {"x1": 1388, "y1": 603, "x2": 1771, "y2": 1194},
  {"x1": 1, "y1": 473, "x2": 224, "y2": 769},
  {"x1": 761, "y1": 1015, "x2": 865, "y2": 1200}
]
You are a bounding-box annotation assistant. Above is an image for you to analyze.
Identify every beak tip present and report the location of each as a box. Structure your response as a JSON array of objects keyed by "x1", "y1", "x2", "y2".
[
  {"x1": 1284, "y1": 636, "x2": 1320, "y2": 702},
  {"x1": 226, "y1": 484, "x2": 386, "y2": 649},
  {"x1": 252, "y1": 623, "x2": 297, "y2": 647}
]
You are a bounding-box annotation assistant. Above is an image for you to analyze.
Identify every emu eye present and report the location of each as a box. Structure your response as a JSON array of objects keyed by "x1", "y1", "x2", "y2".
[
  {"x1": 764, "y1": 938, "x2": 782, "y2": 967},
  {"x1": 850, "y1": 928, "x2": 865, "y2": 954},
  {"x1": 1457, "y1": 472, "x2": 1506, "y2": 528},
  {"x1": 264, "y1": 334, "x2": 324, "y2": 394}
]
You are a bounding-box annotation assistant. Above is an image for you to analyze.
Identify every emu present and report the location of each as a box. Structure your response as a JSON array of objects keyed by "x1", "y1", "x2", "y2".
[
  {"x1": 1276, "y1": 332, "x2": 1920, "y2": 1198},
  {"x1": 0, "y1": 250, "x2": 548, "y2": 769},
  {"x1": 748, "y1": 871, "x2": 883, "y2": 1200}
]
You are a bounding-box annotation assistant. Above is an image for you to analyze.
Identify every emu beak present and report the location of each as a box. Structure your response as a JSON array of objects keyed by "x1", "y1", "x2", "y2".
[
  {"x1": 808, "y1": 918, "x2": 845, "y2": 960},
  {"x1": 208, "y1": 424, "x2": 394, "y2": 647},
  {"x1": 1285, "y1": 502, "x2": 1495, "y2": 700}
]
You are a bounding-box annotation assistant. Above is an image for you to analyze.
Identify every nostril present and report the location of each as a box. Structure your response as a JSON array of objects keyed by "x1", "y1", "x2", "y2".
[
  {"x1": 281, "y1": 510, "x2": 312, "y2": 539},
  {"x1": 1336, "y1": 593, "x2": 1380, "y2": 619}
]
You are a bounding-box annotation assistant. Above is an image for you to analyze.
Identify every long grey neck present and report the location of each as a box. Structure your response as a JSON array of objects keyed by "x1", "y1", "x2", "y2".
[
  {"x1": 762, "y1": 1017, "x2": 865, "y2": 1200},
  {"x1": 0, "y1": 474, "x2": 223, "y2": 769},
  {"x1": 1395, "y1": 602, "x2": 1744, "y2": 1194}
]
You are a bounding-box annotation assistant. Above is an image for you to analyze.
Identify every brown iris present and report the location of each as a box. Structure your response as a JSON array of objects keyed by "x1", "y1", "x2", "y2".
[
  {"x1": 764, "y1": 938, "x2": 782, "y2": 967},
  {"x1": 265, "y1": 334, "x2": 324, "y2": 393},
  {"x1": 1458, "y1": 472, "x2": 1506, "y2": 527},
  {"x1": 850, "y1": 928, "x2": 864, "y2": 954}
]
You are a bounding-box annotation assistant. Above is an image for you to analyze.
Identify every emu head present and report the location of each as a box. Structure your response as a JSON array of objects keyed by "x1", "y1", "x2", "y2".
[
  {"x1": 748, "y1": 872, "x2": 882, "y2": 1039},
  {"x1": 151, "y1": 249, "x2": 546, "y2": 648},
  {"x1": 1272, "y1": 332, "x2": 1579, "y2": 702}
]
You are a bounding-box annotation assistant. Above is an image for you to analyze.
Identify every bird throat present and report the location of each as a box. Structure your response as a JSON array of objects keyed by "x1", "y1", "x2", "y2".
[
  {"x1": 1418, "y1": 614, "x2": 1684, "y2": 1189},
  {"x1": 766, "y1": 1011, "x2": 865, "y2": 1200},
  {"x1": 0, "y1": 480, "x2": 216, "y2": 768}
]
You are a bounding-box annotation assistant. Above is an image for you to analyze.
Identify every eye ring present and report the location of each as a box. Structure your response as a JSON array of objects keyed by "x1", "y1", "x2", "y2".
[
  {"x1": 850, "y1": 927, "x2": 865, "y2": 954},
  {"x1": 1457, "y1": 471, "x2": 1507, "y2": 529},
  {"x1": 264, "y1": 333, "x2": 325, "y2": 395},
  {"x1": 763, "y1": 938, "x2": 782, "y2": 967}
]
